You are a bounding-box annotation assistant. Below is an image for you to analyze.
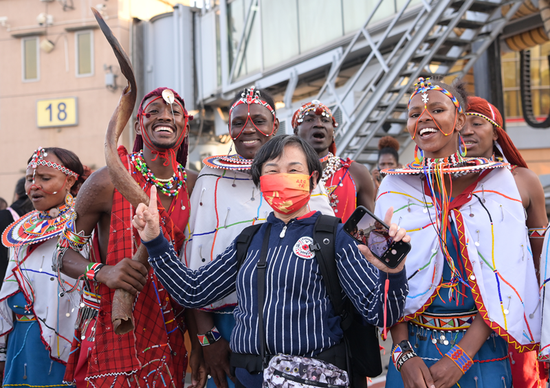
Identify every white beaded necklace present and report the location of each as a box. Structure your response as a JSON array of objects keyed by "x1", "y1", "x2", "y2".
[{"x1": 320, "y1": 153, "x2": 342, "y2": 186}]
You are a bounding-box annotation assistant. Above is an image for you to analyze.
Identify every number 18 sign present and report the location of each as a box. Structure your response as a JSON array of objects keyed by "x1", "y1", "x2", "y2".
[{"x1": 37, "y1": 97, "x2": 78, "y2": 128}]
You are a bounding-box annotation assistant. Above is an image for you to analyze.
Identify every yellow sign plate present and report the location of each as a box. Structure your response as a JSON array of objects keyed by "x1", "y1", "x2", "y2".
[{"x1": 37, "y1": 97, "x2": 78, "y2": 128}]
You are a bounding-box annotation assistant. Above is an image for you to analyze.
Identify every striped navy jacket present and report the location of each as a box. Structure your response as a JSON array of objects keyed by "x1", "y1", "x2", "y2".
[{"x1": 145, "y1": 211, "x2": 408, "y2": 357}]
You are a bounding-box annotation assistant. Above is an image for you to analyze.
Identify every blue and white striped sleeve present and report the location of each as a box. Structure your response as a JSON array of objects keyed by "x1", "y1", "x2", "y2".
[
  {"x1": 143, "y1": 233, "x2": 239, "y2": 308},
  {"x1": 335, "y1": 228, "x2": 408, "y2": 328}
]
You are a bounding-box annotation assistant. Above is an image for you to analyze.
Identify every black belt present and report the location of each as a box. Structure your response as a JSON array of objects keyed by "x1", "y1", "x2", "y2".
[{"x1": 230, "y1": 342, "x2": 347, "y2": 374}]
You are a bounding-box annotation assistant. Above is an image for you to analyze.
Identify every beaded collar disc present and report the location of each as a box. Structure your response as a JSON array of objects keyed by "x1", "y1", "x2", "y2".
[
  {"x1": 203, "y1": 154, "x2": 254, "y2": 171},
  {"x1": 2, "y1": 205, "x2": 73, "y2": 247},
  {"x1": 383, "y1": 151, "x2": 507, "y2": 176}
]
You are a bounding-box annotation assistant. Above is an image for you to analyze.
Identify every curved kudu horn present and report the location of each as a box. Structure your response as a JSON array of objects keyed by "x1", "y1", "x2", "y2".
[{"x1": 92, "y1": 7, "x2": 149, "y2": 335}]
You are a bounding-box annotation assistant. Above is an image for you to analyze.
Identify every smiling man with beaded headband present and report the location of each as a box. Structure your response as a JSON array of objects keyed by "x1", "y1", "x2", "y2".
[
  {"x1": 186, "y1": 87, "x2": 334, "y2": 388},
  {"x1": 462, "y1": 95, "x2": 548, "y2": 386},
  {"x1": 293, "y1": 100, "x2": 376, "y2": 221},
  {"x1": 379, "y1": 77, "x2": 540, "y2": 388},
  {"x1": 56, "y1": 87, "x2": 200, "y2": 388}
]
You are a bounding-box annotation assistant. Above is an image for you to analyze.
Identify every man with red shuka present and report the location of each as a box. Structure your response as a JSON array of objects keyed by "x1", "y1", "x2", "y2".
[
  {"x1": 58, "y1": 87, "x2": 200, "y2": 387},
  {"x1": 463, "y1": 95, "x2": 548, "y2": 388},
  {"x1": 293, "y1": 100, "x2": 376, "y2": 220}
]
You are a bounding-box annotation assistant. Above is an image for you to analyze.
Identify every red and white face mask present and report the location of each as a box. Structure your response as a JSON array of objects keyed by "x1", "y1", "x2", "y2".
[{"x1": 260, "y1": 173, "x2": 311, "y2": 215}]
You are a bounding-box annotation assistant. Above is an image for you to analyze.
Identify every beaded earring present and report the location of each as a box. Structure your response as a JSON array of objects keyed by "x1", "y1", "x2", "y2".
[
  {"x1": 414, "y1": 145, "x2": 424, "y2": 164},
  {"x1": 65, "y1": 192, "x2": 74, "y2": 207},
  {"x1": 458, "y1": 134, "x2": 467, "y2": 158}
]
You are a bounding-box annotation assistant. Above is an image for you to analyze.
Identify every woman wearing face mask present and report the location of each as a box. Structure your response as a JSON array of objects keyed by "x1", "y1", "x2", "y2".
[
  {"x1": 463, "y1": 96, "x2": 548, "y2": 387},
  {"x1": 184, "y1": 88, "x2": 334, "y2": 388},
  {"x1": 379, "y1": 78, "x2": 540, "y2": 388},
  {"x1": 0, "y1": 147, "x2": 87, "y2": 387},
  {"x1": 132, "y1": 135, "x2": 410, "y2": 388}
]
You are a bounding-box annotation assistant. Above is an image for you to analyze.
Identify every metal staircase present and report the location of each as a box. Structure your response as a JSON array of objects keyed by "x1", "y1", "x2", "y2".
[{"x1": 316, "y1": 0, "x2": 524, "y2": 165}]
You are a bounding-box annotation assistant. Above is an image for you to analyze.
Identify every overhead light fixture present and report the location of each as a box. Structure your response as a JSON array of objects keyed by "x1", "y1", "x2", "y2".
[
  {"x1": 40, "y1": 39, "x2": 55, "y2": 53},
  {"x1": 275, "y1": 101, "x2": 285, "y2": 110}
]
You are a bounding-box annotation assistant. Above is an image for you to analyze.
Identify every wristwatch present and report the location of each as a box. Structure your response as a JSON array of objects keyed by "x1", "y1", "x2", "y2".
[
  {"x1": 197, "y1": 326, "x2": 222, "y2": 346},
  {"x1": 398, "y1": 340, "x2": 413, "y2": 353}
]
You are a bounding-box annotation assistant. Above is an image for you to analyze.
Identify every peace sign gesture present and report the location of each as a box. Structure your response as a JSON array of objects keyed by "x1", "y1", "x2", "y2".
[{"x1": 132, "y1": 185, "x2": 161, "y2": 242}]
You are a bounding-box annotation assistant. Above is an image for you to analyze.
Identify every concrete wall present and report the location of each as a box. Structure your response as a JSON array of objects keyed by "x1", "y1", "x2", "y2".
[{"x1": 0, "y1": 0, "x2": 187, "y2": 203}]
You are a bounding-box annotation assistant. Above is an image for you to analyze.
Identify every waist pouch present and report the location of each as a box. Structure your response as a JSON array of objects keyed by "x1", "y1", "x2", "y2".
[{"x1": 263, "y1": 354, "x2": 349, "y2": 388}]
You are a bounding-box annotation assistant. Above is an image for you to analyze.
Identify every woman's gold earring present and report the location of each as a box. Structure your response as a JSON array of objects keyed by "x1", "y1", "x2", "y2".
[{"x1": 65, "y1": 192, "x2": 74, "y2": 207}]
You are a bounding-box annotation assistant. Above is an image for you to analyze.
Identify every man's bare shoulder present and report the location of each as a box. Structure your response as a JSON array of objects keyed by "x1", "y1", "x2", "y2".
[{"x1": 75, "y1": 166, "x2": 115, "y2": 215}]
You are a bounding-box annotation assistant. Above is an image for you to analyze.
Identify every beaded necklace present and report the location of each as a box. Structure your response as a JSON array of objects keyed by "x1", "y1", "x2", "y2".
[
  {"x1": 131, "y1": 151, "x2": 186, "y2": 196},
  {"x1": 319, "y1": 153, "x2": 330, "y2": 164},
  {"x1": 2, "y1": 204, "x2": 74, "y2": 247},
  {"x1": 320, "y1": 152, "x2": 342, "y2": 186}
]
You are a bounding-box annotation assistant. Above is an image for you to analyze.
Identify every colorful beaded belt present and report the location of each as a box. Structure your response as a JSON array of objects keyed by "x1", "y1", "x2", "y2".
[
  {"x1": 15, "y1": 314, "x2": 36, "y2": 322},
  {"x1": 410, "y1": 311, "x2": 476, "y2": 331},
  {"x1": 82, "y1": 289, "x2": 101, "y2": 310}
]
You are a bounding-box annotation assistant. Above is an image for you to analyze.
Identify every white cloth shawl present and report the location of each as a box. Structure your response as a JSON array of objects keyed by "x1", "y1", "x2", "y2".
[
  {"x1": 183, "y1": 166, "x2": 334, "y2": 310},
  {"x1": 0, "y1": 239, "x2": 80, "y2": 362},
  {"x1": 375, "y1": 167, "x2": 540, "y2": 351}
]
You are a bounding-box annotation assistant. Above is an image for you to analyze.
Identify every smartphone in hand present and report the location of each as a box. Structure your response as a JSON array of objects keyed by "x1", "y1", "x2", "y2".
[{"x1": 343, "y1": 206, "x2": 411, "y2": 269}]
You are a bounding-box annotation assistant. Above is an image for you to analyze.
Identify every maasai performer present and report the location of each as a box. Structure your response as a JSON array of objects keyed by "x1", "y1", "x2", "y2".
[
  {"x1": 293, "y1": 100, "x2": 376, "y2": 220},
  {"x1": 0, "y1": 147, "x2": 86, "y2": 387},
  {"x1": 463, "y1": 96, "x2": 549, "y2": 386},
  {"x1": 380, "y1": 78, "x2": 540, "y2": 388},
  {"x1": 371, "y1": 136, "x2": 400, "y2": 191},
  {"x1": 185, "y1": 87, "x2": 334, "y2": 388},
  {"x1": 58, "y1": 88, "x2": 198, "y2": 387}
]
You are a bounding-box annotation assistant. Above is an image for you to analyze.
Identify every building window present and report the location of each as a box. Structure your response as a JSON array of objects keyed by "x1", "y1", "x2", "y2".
[
  {"x1": 76, "y1": 31, "x2": 94, "y2": 76},
  {"x1": 22, "y1": 37, "x2": 39, "y2": 81}
]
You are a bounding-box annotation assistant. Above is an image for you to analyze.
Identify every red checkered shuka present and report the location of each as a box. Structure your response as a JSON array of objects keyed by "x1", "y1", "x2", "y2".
[{"x1": 68, "y1": 146, "x2": 189, "y2": 387}]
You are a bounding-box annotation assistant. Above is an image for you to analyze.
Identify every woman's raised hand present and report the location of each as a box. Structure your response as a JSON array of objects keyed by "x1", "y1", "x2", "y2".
[
  {"x1": 358, "y1": 206, "x2": 410, "y2": 273},
  {"x1": 132, "y1": 185, "x2": 161, "y2": 242}
]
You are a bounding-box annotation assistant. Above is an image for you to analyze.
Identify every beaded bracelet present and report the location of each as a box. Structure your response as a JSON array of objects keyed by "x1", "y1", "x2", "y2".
[
  {"x1": 85, "y1": 263, "x2": 105, "y2": 281},
  {"x1": 392, "y1": 342, "x2": 417, "y2": 372},
  {"x1": 197, "y1": 326, "x2": 222, "y2": 346},
  {"x1": 528, "y1": 227, "x2": 547, "y2": 239},
  {"x1": 445, "y1": 344, "x2": 473, "y2": 374}
]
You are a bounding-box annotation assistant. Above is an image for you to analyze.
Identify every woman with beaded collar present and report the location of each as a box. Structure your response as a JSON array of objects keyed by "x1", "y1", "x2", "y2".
[
  {"x1": 0, "y1": 147, "x2": 86, "y2": 387},
  {"x1": 186, "y1": 87, "x2": 334, "y2": 388},
  {"x1": 379, "y1": 78, "x2": 540, "y2": 388},
  {"x1": 462, "y1": 96, "x2": 548, "y2": 387}
]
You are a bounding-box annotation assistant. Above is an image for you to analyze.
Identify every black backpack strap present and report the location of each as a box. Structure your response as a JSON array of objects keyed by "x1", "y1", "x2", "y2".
[
  {"x1": 311, "y1": 215, "x2": 344, "y2": 315},
  {"x1": 236, "y1": 224, "x2": 263, "y2": 269}
]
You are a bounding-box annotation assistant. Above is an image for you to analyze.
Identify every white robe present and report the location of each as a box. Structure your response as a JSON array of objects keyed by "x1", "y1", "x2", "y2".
[
  {"x1": 539, "y1": 228, "x2": 550, "y2": 360},
  {"x1": 375, "y1": 167, "x2": 540, "y2": 351},
  {"x1": 183, "y1": 166, "x2": 334, "y2": 310},
  {"x1": 0, "y1": 239, "x2": 80, "y2": 362}
]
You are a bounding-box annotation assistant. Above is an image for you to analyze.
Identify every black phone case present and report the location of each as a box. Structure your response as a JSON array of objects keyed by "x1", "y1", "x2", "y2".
[{"x1": 343, "y1": 206, "x2": 411, "y2": 268}]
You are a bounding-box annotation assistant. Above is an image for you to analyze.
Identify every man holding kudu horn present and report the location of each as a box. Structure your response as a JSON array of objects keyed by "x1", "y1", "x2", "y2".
[{"x1": 56, "y1": 8, "x2": 203, "y2": 388}]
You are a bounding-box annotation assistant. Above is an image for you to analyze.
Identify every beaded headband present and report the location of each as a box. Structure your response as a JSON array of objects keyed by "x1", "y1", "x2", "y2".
[
  {"x1": 28, "y1": 147, "x2": 79, "y2": 178},
  {"x1": 291, "y1": 100, "x2": 339, "y2": 129},
  {"x1": 408, "y1": 78, "x2": 463, "y2": 114},
  {"x1": 229, "y1": 87, "x2": 277, "y2": 140},
  {"x1": 229, "y1": 87, "x2": 275, "y2": 118},
  {"x1": 465, "y1": 112, "x2": 502, "y2": 129}
]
